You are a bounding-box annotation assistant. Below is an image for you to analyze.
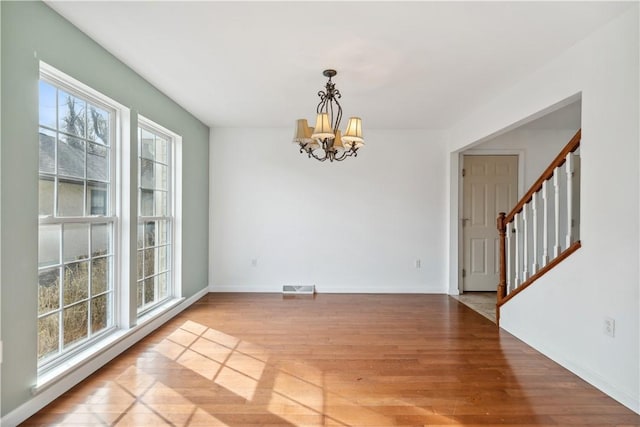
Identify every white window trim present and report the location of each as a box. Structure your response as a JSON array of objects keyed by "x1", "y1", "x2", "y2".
[
  {"x1": 137, "y1": 115, "x2": 183, "y2": 313},
  {"x1": 38, "y1": 62, "x2": 131, "y2": 375}
]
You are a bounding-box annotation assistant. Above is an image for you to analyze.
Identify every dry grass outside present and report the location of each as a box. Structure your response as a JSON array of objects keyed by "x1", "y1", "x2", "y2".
[
  {"x1": 38, "y1": 253, "x2": 110, "y2": 360},
  {"x1": 38, "y1": 225, "x2": 170, "y2": 361},
  {"x1": 137, "y1": 239, "x2": 170, "y2": 310}
]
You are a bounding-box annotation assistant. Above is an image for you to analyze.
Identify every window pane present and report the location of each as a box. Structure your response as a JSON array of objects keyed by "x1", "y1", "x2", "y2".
[
  {"x1": 140, "y1": 158, "x2": 155, "y2": 189},
  {"x1": 63, "y1": 302, "x2": 88, "y2": 348},
  {"x1": 38, "y1": 312, "x2": 60, "y2": 360},
  {"x1": 87, "y1": 105, "x2": 109, "y2": 145},
  {"x1": 156, "y1": 136, "x2": 168, "y2": 164},
  {"x1": 39, "y1": 177, "x2": 55, "y2": 217},
  {"x1": 140, "y1": 128, "x2": 155, "y2": 160},
  {"x1": 58, "y1": 135, "x2": 85, "y2": 178},
  {"x1": 58, "y1": 90, "x2": 86, "y2": 138},
  {"x1": 158, "y1": 272, "x2": 168, "y2": 301},
  {"x1": 91, "y1": 294, "x2": 109, "y2": 334},
  {"x1": 63, "y1": 223, "x2": 89, "y2": 262},
  {"x1": 144, "y1": 221, "x2": 156, "y2": 247},
  {"x1": 63, "y1": 261, "x2": 89, "y2": 305},
  {"x1": 144, "y1": 277, "x2": 155, "y2": 305},
  {"x1": 39, "y1": 224, "x2": 60, "y2": 268},
  {"x1": 136, "y1": 282, "x2": 143, "y2": 308},
  {"x1": 39, "y1": 81, "x2": 57, "y2": 129},
  {"x1": 57, "y1": 179, "x2": 84, "y2": 216},
  {"x1": 137, "y1": 250, "x2": 144, "y2": 280},
  {"x1": 91, "y1": 256, "x2": 110, "y2": 295},
  {"x1": 39, "y1": 267, "x2": 60, "y2": 315},
  {"x1": 154, "y1": 191, "x2": 167, "y2": 216},
  {"x1": 87, "y1": 182, "x2": 108, "y2": 216},
  {"x1": 91, "y1": 223, "x2": 110, "y2": 256},
  {"x1": 87, "y1": 143, "x2": 109, "y2": 181},
  {"x1": 140, "y1": 189, "x2": 154, "y2": 216},
  {"x1": 137, "y1": 222, "x2": 144, "y2": 249},
  {"x1": 143, "y1": 248, "x2": 155, "y2": 277},
  {"x1": 155, "y1": 163, "x2": 168, "y2": 190},
  {"x1": 157, "y1": 220, "x2": 169, "y2": 245},
  {"x1": 157, "y1": 245, "x2": 169, "y2": 272},
  {"x1": 39, "y1": 128, "x2": 56, "y2": 173}
]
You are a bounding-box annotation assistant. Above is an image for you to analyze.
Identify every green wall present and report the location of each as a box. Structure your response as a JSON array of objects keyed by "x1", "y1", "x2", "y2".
[{"x1": 1, "y1": 1, "x2": 209, "y2": 415}]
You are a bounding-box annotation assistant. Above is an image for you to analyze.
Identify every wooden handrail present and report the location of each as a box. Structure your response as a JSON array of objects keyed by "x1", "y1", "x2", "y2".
[
  {"x1": 496, "y1": 128, "x2": 582, "y2": 326},
  {"x1": 504, "y1": 129, "x2": 581, "y2": 224}
]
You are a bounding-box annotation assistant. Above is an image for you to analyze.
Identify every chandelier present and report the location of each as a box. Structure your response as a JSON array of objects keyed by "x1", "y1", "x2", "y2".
[{"x1": 293, "y1": 69, "x2": 364, "y2": 162}]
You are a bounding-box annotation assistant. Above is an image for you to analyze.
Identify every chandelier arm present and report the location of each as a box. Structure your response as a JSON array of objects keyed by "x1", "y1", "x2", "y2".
[
  {"x1": 333, "y1": 97, "x2": 343, "y2": 131},
  {"x1": 329, "y1": 100, "x2": 334, "y2": 131},
  {"x1": 309, "y1": 147, "x2": 328, "y2": 162},
  {"x1": 316, "y1": 91, "x2": 327, "y2": 114},
  {"x1": 334, "y1": 151, "x2": 349, "y2": 162}
]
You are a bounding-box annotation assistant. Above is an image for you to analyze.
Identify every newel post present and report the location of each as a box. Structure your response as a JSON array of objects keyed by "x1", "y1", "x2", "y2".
[{"x1": 497, "y1": 212, "x2": 507, "y2": 325}]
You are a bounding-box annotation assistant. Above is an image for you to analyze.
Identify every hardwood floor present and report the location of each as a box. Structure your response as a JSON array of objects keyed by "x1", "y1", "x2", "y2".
[
  {"x1": 22, "y1": 293, "x2": 640, "y2": 426},
  {"x1": 450, "y1": 292, "x2": 497, "y2": 323}
]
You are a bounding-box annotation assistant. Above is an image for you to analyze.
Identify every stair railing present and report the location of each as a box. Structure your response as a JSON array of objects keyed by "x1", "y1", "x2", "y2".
[{"x1": 496, "y1": 129, "x2": 582, "y2": 324}]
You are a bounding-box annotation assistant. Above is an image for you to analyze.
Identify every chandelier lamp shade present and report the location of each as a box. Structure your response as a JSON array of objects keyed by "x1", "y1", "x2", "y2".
[{"x1": 293, "y1": 69, "x2": 364, "y2": 162}]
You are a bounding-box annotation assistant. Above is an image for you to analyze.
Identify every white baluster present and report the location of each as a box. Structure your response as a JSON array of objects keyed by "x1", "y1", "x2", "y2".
[
  {"x1": 506, "y1": 221, "x2": 512, "y2": 294},
  {"x1": 553, "y1": 170, "x2": 561, "y2": 258},
  {"x1": 514, "y1": 212, "x2": 520, "y2": 288},
  {"x1": 565, "y1": 153, "x2": 574, "y2": 247},
  {"x1": 542, "y1": 180, "x2": 549, "y2": 266},
  {"x1": 522, "y1": 205, "x2": 529, "y2": 281},
  {"x1": 531, "y1": 191, "x2": 539, "y2": 274}
]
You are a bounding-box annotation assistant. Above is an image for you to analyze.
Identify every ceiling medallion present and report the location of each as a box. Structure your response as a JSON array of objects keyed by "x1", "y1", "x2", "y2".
[{"x1": 293, "y1": 69, "x2": 364, "y2": 162}]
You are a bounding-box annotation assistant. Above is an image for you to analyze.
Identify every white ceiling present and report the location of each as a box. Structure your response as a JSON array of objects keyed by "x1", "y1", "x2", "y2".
[{"x1": 46, "y1": 1, "x2": 631, "y2": 130}]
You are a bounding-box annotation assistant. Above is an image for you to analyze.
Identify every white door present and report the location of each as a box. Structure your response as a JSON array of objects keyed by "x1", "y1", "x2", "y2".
[{"x1": 462, "y1": 155, "x2": 518, "y2": 291}]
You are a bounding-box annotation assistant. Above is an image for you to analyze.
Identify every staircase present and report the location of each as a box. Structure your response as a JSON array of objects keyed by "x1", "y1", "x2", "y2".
[{"x1": 496, "y1": 129, "x2": 582, "y2": 324}]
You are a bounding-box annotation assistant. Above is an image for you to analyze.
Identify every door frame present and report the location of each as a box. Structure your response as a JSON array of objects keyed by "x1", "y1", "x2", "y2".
[{"x1": 454, "y1": 149, "x2": 525, "y2": 295}]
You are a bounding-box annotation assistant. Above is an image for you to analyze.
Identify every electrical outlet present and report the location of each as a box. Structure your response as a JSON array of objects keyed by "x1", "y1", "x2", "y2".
[
  {"x1": 251, "y1": 258, "x2": 258, "y2": 267},
  {"x1": 604, "y1": 317, "x2": 615, "y2": 337},
  {"x1": 415, "y1": 259, "x2": 421, "y2": 268}
]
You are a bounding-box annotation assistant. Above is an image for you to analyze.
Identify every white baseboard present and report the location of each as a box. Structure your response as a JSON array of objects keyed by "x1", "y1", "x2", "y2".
[
  {"x1": 209, "y1": 283, "x2": 279, "y2": 293},
  {"x1": 208, "y1": 283, "x2": 447, "y2": 294},
  {"x1": 1, "y1": 287, "x2": 209, "y2": 427},
  {"x1": 501, "y1": 322, "x2": 640, "y2": 414}
]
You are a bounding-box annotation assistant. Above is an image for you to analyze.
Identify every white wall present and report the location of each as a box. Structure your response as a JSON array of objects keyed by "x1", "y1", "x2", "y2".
[
  {"x1": 210, "y1": 128, "x2": 448, "y2": 293},
  {"x1": 470, "y1": 128, "x2": 579, "y2": 190},
  {"x1": 448, "y1": 6, "x2": 639, "y2": 412}
]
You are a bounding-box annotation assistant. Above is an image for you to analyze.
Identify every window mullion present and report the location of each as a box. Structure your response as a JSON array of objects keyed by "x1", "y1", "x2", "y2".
[{"x1": 39, "y1": 216, "x2": 116, "y2": 225}]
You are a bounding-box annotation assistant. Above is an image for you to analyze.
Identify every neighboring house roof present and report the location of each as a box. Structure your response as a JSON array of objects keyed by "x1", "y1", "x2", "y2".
[{"x1": 39, "y1": 131, "x2": 108, "y2": 181}]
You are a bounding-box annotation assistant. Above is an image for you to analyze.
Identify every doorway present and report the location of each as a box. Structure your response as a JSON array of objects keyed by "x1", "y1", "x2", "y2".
[{"x1": 462, "y1": 155, "x2": 518, "y2": 292}]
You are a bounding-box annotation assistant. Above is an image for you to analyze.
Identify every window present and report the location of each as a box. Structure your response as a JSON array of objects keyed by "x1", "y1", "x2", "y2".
[
  {"x1": 137, "y1": 119, "x2": 176, "y2": 314},
  {"x1": 36, "y1": 64, "x2": 182, "y2": 380},
  {"x1": 37, "y1": 66, "x2": 119, "y2": 368}
]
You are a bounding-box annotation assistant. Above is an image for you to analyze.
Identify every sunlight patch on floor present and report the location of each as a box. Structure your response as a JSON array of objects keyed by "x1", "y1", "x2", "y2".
[{"x1": 53, "y1": 318, "x2": 465, "y2": 426}]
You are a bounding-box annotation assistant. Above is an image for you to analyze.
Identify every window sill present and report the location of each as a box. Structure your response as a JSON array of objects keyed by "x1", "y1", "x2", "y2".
[{"x1": 34, "y1": 297, "x2": 184, "y2": 394}]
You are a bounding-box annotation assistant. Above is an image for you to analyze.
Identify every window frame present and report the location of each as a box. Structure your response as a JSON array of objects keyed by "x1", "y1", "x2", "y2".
[
  {"x1": 37, "y1": 63, "x2": 127, "y2": 374},
  {"x1": 136, "y1": 116, "x2": 181, "y2": 316}
]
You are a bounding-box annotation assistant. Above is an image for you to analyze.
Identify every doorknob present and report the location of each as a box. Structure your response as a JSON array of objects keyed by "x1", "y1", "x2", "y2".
[{"x1": 461, "y1": 218, "x2": 470, "y2": 225}]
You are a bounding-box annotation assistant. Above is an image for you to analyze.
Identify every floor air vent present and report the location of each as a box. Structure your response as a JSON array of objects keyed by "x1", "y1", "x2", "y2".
[{"x1": 282, "y1": 285, "x2": 315, "y2": 295}]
